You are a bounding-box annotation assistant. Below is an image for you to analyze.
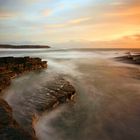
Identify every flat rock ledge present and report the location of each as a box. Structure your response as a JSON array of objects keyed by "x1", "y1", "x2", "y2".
[{"x1": 0, "y1": 56, "x2": 47, "y2": 93}]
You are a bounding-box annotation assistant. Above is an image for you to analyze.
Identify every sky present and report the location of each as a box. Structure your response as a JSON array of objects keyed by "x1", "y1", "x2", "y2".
[{"x1": 0, "y1": 0, "x2": 140, "y2": 48}]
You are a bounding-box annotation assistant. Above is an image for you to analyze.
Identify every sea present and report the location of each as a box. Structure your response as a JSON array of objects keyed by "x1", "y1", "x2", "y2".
[{"x1": 0, "y1": 48, "x2": 140, "y2": 140}]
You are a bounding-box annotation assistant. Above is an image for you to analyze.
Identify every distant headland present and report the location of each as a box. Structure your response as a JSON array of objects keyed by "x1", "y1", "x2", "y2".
[{"x1": 0, "y1": 44, "x2": 50, "y2": 49}]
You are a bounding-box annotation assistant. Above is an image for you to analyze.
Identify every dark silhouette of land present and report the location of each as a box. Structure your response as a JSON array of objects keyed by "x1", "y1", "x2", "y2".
[{"x1": 0, "y1": 44, "x2": 50, "y2": 49}]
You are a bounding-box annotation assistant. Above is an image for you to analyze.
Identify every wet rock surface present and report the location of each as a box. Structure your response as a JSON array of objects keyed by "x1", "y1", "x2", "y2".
[
  {"x1": 5, "y1": 76, "x2": 75, "y2": 135},
  {"x1": 0, "y1": 56, "x2": 76, "y2": 139},
  {"x1": 0, "y1": 56, "x2": 47, "y2": 93},
  {"x1": 0, "y1": 98, "x2": 37, "y2": 140}
]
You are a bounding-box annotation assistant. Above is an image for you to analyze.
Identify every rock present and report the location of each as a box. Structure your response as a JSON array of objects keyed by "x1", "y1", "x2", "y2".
[
  {"x1": 0, "y1": 56, "x2": 47, "y2": 93},
  {"x1": 46, "y1": 78, "x2": 75, "y2": 103},
  {"x1": 0, "y1": 98, "x2": 37, "y2": 140},
  {"x1": 0, "y1": 57, "x2": 76, "y2": 139},
  {"x1": 115, "y1": 54, "x2": 140, "y2": 65},
  {"x1": 7, "y1": 77, "x2": 76, "y2": 134},
  {"x1": 0, "y1": 56, "x2": 48, "y2": 139},
  {"x1": 0, "y1": 75, "x2": 11, "y2": 92}
]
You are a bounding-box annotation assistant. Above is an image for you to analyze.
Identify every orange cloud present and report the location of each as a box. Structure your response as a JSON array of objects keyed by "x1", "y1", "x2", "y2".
[
  {"x1": 0, "y1": 11, "x2": 18, "y2": 19},
  {"x1": 53, "y1": 34, "x2": 140, "y2": 48},
  {"x1": 91, "y1": 34, "x2": 140, "y2": 48},
  {"x1": 104, "y1": 4, "x2": 140, "y2": 18}
]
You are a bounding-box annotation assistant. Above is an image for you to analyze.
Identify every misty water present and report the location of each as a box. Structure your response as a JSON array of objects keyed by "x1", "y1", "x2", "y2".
[{"x1": 1, "y1": 48, "x2": 140, "y2": 140}]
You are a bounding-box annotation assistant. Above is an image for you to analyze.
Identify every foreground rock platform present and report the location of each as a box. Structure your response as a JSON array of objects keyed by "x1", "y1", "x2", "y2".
[{"x1": 0, "y1": 56, "x2": 76, "y2": 140}]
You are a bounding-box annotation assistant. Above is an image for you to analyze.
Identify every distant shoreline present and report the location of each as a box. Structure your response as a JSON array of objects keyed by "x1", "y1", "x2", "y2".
[{"x1": 0, "y1": 44, "x2": 50, "y2": 49}]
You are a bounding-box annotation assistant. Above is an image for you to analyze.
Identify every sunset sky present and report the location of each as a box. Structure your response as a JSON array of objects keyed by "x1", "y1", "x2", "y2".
[{"x1": 0, "y1": 0, "x2": 140, "y2": 48}]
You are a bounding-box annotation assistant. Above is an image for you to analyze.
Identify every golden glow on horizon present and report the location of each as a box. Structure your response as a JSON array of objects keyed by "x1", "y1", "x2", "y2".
[{"x1": 0, "y1": 0, "x2": 140, "y2": 48}]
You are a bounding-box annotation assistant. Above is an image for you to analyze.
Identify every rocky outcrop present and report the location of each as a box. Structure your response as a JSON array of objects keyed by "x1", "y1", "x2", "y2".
[
  {"x1": 7, "y1": 76, "x2": 76, "y2": 135},
  {"x1": 0, "y1": 77, "x2": 76, "y2": 140},
  {"x1": 0, "y1": 57, "x2": 47, "y2": 93},
  {"x1": 115, "y1": 53, "x2": 140, "y2": 65},
  {"x1": 0, "y1": 98, "x2": 37, "y2": 140}
]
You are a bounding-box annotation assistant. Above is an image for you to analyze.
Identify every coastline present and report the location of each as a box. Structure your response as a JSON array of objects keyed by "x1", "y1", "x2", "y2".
[{"x1": 0, "y1": 44, "x2": 50, "y2": 49}]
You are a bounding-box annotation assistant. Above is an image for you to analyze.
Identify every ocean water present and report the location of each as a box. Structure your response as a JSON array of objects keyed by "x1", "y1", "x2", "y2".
[{"x1": 1, "y1": 48, "x2": 140, "y2": 140}]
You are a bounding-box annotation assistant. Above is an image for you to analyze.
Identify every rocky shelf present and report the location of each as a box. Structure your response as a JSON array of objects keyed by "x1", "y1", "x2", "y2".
[
  {"x1": 0, "y1": 56, "x2": 76, "y2": 140},
  {"x1": 0, "y1": 56, "x2": 47, "y2": 93}
]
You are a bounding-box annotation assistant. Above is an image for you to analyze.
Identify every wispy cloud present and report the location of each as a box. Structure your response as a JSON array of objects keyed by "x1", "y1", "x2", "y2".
[
  {"x1": 69, "y1": 17, "x2": 91, "y2": 24},
  {"x1": 44, "y1": 17, "x2": 91, "y2": 29},
  {"x1": 53, "y1": 34, "x2": 140, "y2": 48}
]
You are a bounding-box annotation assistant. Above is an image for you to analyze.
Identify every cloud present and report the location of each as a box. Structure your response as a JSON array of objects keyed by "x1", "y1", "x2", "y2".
[
  {"x1": 53, "y1": 34, "x2": 140, "y2": 48},
  {"x1": 44, "y1": 17, "x2": 91, "y2": 29},
  {"x1": 69, "y1": 17, "x2": 91, "y2": 24},
  {"x1": 0, "y1": 0, "x2": 140, "y2": 47},
  {"x1": 0, "y1": 11, "x2": 18, "y2": 19},
  {"x1": 122, "y1": 34, "x2": 140, "y2": 41},
  {"x1": 104, "y1": 4, "x2": 140, "y2": 17}
]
